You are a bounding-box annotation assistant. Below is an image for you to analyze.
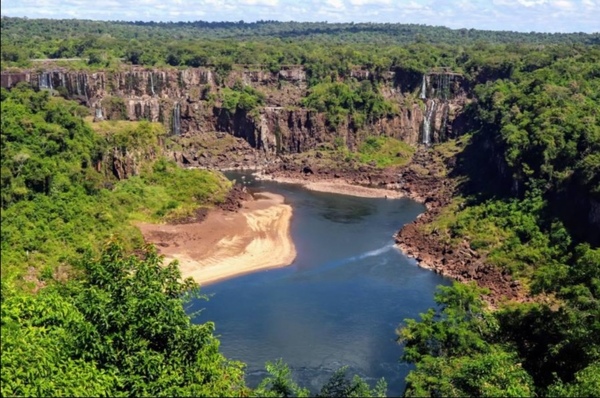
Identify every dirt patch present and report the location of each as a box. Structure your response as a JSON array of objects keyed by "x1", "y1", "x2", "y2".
[
  {"x1": 255, "y1": 173, "x2": 404, "y2": 198},
  {"x1": 170, "y1": 207, "x2": 209, "y2": 225},
  {"x1": 137, "y1": 192, "x2": 296, "y2": 285}
]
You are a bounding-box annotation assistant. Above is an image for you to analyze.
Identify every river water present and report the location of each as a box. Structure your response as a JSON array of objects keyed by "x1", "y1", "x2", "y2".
[{"x1": 188, "y1": 172, "x2": 449, "y2": 396}]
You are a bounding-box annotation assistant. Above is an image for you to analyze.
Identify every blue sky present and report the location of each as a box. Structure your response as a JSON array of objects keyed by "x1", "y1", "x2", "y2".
[{"x1": 1, "y1": 0, "x2": 598, "y2": 33}]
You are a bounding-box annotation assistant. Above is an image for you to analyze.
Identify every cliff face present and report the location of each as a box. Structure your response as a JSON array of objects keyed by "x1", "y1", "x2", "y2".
[{"x1": 1, "y1": 66, "x2": 469, "y2": 154}]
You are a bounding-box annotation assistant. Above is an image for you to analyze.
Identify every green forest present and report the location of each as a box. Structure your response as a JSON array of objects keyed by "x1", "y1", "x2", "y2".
[{"x1": 1, "y1": 17, "x2": 600, "y2": 397}]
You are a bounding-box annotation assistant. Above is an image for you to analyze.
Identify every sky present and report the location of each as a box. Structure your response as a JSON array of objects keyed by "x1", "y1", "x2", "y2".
[{"x1": 1, "y1": 0, "x2": 599, "y2": 33}]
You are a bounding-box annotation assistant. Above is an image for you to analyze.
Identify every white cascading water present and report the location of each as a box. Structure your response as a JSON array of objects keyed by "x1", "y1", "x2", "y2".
[
  {"x1": 437, "y1": 73, "x2": 451, "y2": 100},
  {"x1": 423, "y1": 99, "x2": 436, "y2": 145},
  {"x1": 76, "y1": 74, "x2": 81, "y2": 96},
  {"x1": 150, "y1": 72, "x2": 155, "y2": 96},
  {"x1": 420, "y1": 75, "x2": 427, "y2": 99},
  {"x1": 172, "y1": 103, "x2": 181, "y2": 136},
  {"x1": 81, "y1": 74, "x2": 89, "y2": 104},
  {"x1": 95, "y1": 107, "x2": 103, "y2": 120},
  {"x1": 39, "y1": 72, "x2": 52, "y2": 91}
]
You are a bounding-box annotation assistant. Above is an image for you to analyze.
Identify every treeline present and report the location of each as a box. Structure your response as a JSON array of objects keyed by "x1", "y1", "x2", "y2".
[
  {"x1": 1, "y1": 16, "x2": 599, "y2": 72},
  {"x1": 3, "y1": 17, "x2": 598, "y2": 46}
]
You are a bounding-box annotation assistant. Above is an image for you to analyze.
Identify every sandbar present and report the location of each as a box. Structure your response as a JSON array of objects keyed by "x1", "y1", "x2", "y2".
[
  {"x1": 137, "y1": 192, "x2": 296, "y2": 285},
  {"x1": 254, "y1": 174, "x2": 403, "y2": 199}
]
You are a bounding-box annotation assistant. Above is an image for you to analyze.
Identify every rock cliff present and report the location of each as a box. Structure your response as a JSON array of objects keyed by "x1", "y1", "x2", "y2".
[{"x1": 1, "y1": 66, "x2": 469, "y2": 155}]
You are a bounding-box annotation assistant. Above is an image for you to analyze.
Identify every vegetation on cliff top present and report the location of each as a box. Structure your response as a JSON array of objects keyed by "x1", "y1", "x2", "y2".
[{"x1": 1, "y1": 17, "x2": 598, "y2": 69}]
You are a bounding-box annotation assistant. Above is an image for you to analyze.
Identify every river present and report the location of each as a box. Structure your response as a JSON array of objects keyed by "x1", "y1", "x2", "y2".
[{"x1": 188, "y1": 172, "x2": 450, "y2": 396}]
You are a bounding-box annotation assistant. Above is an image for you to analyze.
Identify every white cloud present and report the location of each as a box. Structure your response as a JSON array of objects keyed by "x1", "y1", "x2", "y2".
[
  {"x1": 348, "y1": 0, "x2": 392, "y2": 5},
  {"x1": 239, "y1": 0, "x2": 279, "y2": 6},
  {"x1": 551, "y1": 0, "x2": 575, "y2": 9},
  {"x1": 493, "y1": 0, "x2": 548, "y2": 6},
  {"x1": 0, "y1": 0, "x2": 598, "y2": 32},
  {"x1": 326, "y1": 0, "x2": 345, "y2": 9}
]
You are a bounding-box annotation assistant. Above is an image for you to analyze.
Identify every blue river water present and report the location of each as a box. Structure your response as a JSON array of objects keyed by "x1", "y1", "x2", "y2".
[{"x1": 188, "y1": 172, "x2": 450, "y2": 396}]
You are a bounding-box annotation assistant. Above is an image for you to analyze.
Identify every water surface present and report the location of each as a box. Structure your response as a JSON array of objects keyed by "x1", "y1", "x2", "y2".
[{"x1": 189, "y1": 173, "x2": 449, "y2": 395}]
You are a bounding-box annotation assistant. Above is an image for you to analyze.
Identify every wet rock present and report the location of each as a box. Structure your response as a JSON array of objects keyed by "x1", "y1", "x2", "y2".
[{"x1": 303, "y1": 166, "x2": 314, "y2": 174}]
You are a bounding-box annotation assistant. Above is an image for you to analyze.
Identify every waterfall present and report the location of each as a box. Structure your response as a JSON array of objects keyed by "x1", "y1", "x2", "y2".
[
  {"x1": 422, "y1": 99, "x2": 436, "y2": 145},
  {"x1": 436, "y1": 73, "x2": 451, "y2": 100},
  {"x1": 420, "y1": 75, "x2": 427, "y2": 99},
  {"x1": 81, "y1": 74, "x2": 89, "y2": 104},
  {"x1": 440, "y1": 104, "x2": 448, "y2": 140},
  {"x1": 38, "y1": 72, "x2": 52, "y2": 91},
  {"x1": 76, "y1": 74, "x2": 81, "y2": 96},
  {"x1": 172, "y1": 103, "x2": 181, "y2": 136},
  {"x1": 95, "y1": 106, "x2": 103, "y2": 121},
  {"x1": 150, "y1": 72, "x2": 155, "y2": 96}
]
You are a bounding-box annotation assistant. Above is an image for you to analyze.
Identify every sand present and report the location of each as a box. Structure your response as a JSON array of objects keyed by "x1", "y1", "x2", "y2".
[
  {"x1": 254, "y1": 174, "x2": 404, "y2": 199},
  {"x1": 137, "y1": 192, "x2": 296, "y2": 285}
]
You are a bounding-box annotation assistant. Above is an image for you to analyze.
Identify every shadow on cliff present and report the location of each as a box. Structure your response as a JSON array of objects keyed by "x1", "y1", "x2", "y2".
[{"x1": 449, "y1": 122, "x2": 600, "y2": 247}]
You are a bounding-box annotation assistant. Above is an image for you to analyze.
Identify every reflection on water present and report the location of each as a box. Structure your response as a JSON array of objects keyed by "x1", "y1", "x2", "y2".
[
  {"x1": 189, "y1": 172, "x2": 450, "y2": 396},
  {"x1": 319, "y1": 196, "x2": 376, "y2": 224}
]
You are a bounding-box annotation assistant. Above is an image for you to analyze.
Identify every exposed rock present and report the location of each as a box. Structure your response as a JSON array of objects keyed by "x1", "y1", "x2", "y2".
[
  {"x1": 218, "y1": 184, "x2": 253, "y2": 212},
  {"x1": 1, "y1": 66, "x2": 469, "y2": 154}
]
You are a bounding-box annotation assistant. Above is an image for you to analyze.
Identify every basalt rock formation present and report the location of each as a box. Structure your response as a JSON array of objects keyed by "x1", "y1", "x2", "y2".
[{"x1": 1, "y1": 66, "x2": 470, "y2": 157}]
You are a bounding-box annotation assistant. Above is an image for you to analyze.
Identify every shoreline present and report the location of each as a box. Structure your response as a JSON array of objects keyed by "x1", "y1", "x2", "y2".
[
  {"x1": 138, "y1": 192, "x2": 296, "y2": 286},
  {"x1": 254, "y1": 173, "x2": 404, "y2": 199}
]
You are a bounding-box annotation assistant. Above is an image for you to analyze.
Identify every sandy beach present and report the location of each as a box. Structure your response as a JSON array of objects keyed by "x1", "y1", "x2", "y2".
[
  {"x1": 138, "y1": 192, "x2": 296, "y2": 285},
  {"x1": 254, "y1": 174, "x2": 404, "y2": 199}
]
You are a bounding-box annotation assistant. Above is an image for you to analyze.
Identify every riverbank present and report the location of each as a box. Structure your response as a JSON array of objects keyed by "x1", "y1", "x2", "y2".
[
  {"x1": 138, "y1": 192, "x2": 296, "y2": 285},
  {"x1": 254, "y1": 173, "x2": 404, "y2": 199}
]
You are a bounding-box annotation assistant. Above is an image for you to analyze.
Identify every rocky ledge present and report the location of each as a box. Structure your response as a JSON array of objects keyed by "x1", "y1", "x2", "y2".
[
  {"x1": 255, "y1": 146, "x2": 526, "y2": 305},
  {"x1": 392, "y1": 150, "x2": 527, "y2": 306},
  {"x1": 170, "y1": 135, "x2": 526, "y2": 305}
]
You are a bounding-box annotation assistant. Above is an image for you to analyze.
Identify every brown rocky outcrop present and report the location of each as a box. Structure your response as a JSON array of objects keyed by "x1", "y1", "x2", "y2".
[
  {"x1": 218, "y1": 184, "x2": 253, "y2": 212},
  {"x1": 1, "y1": 66, "x2": 469, "y2": 154},
  {"x1": 392, "y1": 149, "x2": 527, "y2": 306}
]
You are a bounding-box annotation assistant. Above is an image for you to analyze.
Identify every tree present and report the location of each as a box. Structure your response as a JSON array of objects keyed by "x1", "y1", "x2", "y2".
[
  {"x1": 397, "y1": 283, "x2": 534, "y2": 396},
  {"x1": 1, "y1": 243, "x2": 248, "y2": 397}
]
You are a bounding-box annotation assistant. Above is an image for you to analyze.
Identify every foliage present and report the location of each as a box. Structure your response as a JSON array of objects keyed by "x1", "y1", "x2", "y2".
[
  {"x1": 220, "y1": 82, "x2": 266, "y2": 114},
  {"x1": 90, "y1": 119, "x2": 165, "y2": 152},
  {"x1": 302, "y1": 80, "x2": 396, "y2": 128},
  {"x1": 547, "y1": 363, "x2": 600, "y2": 397},
  {"x1": 356, "y1": 136, "x2": 414, "y2": 168},
  {"x1": 398, "y1": 282, "x2": 534, "y2": 397},
  {"x1": 317, "y1": 367, "x2": 386, "y2": 398},
  {"x1": 1, "y1": 17, "x2": 598, "y2": 73},
  {"x1": 1, "y1": 243, "x2": 247, "y2": 397},
  {"x1": 253, "y1": 359, "x2": 310, "y2": 397},
  {"x1": 0, "y1": 87, "x2": 229, "y2": 280},
  {"x1": 405, "y1": 43, "x2": 600, "y2": 397},
  {"x1": 253, "y1": 360, "x2": 387, "y2": 398},
  {"x1": 398, "y1": 282, "x2": 496, "y2": 364},
  {"x1": 403, "y1": 349, "x2": 534, "y2": 397}
]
